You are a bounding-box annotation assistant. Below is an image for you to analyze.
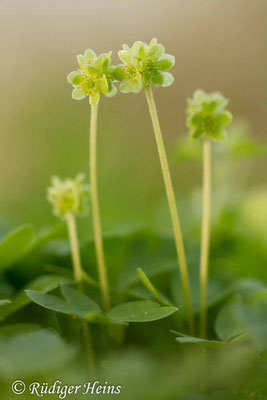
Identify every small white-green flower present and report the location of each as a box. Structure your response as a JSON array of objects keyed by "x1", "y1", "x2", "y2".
[
  {"x1": 67, "y1": 49, "x2": 118, "y2": 106},
  {"x1": 116, "y1": 38, "x2": 175, "y2": 94},
  {"x1": 186, "y1": 90, "x2": 233, "y2": 141},
  {"x1": 47, "y1": 174, "x2": 90, "y2": 219}
]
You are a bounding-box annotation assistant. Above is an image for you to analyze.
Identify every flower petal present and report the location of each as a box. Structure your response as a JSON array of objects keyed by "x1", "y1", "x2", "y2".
[
  {"x1": 84, "y1": 49, "x2": 97, "y2": 60},
  {"x1": 210, "y1": 129, "x2": 226, "y2": 141},
  {"x1": 67, "y1": 71, "x2": 82, "y2": 85},
  {"x1": 86, "y1": 65, "x2": 98, "y2": 76},
  {"x1": 161, "y1": 72, "x2": 174, "y2": 87},
  {"x1": 111, "y1": 64, "x2": 125, "y2": 81},
  {"x1": 157, "y1": 54, "x2": 175, "y2": 71},
  {"x1": 216, "y1": 111, "x2": 233, "y2": 126},
  {"x1": 94, "y1": 54, "x2": 107, "y2": 70},
  {"x1": 89, "y1": 92, "x2": 100, "y2": 106},
  {"x1": 151, "y1": 71, "x2": 164, "y2": 87},
  {"x1": 192, "y1": 128, "x2": 203, "y2": 139},
  {"x1": 105, "y1": 84, "x2": 118, "y2": 98},
  {"x1": 119, "y1": 80, "x2": 134, "y2": 94},
  {"x1": 72, "y1": 87, "x2": 86, "y2": 100},
  {"x1": 98, "y1": 76, "x2": 109, "y2": 94},
  {"x1": 148, "y1": 44, "x2": 165, "y2": 60},
  {"x1": 118, "y1": 50, "x2": 132, "y2": 64}
]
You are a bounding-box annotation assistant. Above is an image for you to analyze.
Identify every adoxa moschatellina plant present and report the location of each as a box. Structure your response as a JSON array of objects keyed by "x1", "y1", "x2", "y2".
[
  {"x1": 116, "y1": 38, "x2": 194, "y2": 333},
  {"x1": 67, "y1": 50, "x2": 121, "y2": 310},
  {"x1": 47, "y1": 173, "x2": 95, "y2": 375},
  {"x1": 186, "y1": 89, "x2": 233, "y2": 337}
]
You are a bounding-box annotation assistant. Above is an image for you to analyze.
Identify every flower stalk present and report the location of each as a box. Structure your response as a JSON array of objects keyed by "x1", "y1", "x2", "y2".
[
  {"x1": 66, "y1": 211, "x2": 96, "y2": 375},
  {"x1": 47, "y1": 174, "x2": 95, "y2": 375},
  {"x1": 66, "y1": 212, "x2": 83, "y2": 283},
  {"x1": 199, "y1": 137, "x2": 211, "y2": 338},
  {"x1": 89, "y1": 103, "x2": 110, "y2": 311},
  {"x1": 145, "y1": 85, "x2": 194, "y2": 333},
  {"x1": 67, "y1": 49, "x2": 119, "y2": 310},
  {"x1": 186, "y1": 89, "x2": 233, "y2": 337}
]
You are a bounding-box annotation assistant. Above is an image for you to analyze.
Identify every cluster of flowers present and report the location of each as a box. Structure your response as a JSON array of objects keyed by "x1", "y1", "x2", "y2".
[{"x1": 49, "y1": 38, "x2": 232, "y2": 219}]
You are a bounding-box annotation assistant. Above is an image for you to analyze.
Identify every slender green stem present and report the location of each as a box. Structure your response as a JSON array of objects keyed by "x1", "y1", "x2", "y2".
[
  {"x1": 199, "y1": 137, "x2": 211, "y2": 338},
  {"x1": 66, "y1": 212, "x2": 96, "y2": 377},
  {"x1": 66, "y1": 212, "x2": 83, "y2": 283},
  {"x1": 89, "y1": 103, "x2": 110, "y2": 311},
  {"x1": 144, "y1": 85, "x2": 194, "y2": 333}
]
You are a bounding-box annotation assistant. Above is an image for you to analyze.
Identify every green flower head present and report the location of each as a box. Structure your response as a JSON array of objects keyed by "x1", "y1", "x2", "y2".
[
  {"x1": 47, "y1": 174, "x2": 90, "y2": 219},
  {"x1": 186, "y1": 90, "x2": 233, "y2": 141},
  {"x1": 116, "y1": 38, "x2": 175, "y2": 94},
  {"x1": 67, "y1": 49, "x2": 118, "y2": 106}
]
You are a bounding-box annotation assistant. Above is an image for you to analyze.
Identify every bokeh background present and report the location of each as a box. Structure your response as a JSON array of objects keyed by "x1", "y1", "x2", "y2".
[{"x1": 0, "y1": 0, "x2": 266, "y2": 235}]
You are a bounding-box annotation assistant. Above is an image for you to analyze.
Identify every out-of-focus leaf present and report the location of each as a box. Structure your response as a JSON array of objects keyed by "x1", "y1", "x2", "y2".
[
  {"x1": 137, "y1": 268, "x2": 172, "y2": 306},
  {"x1": 0, "y1": 275, "x2": 72, "y2": 321},
  {"x1": 61, "y1": 285, "x2": 101, "y2": 319},
  {"x1": 0, "y1": 330, "x2": 77, "y2": 378},
  {"x1": 0, "y1": 299, "x2": 11, "y2": 306},
  {"x1": 171, "y1": 268, "x2": 231, "y2": 314},
  {"x1": 26, "y1": 290, "x2": 73, "y2": 315},
  {"x1": 26, "y1": 286, "x2": 102, "y2": 320},
  {"x1": 172, "y1": 331, "x2": 225, "y2": 349},
  {"x1": 0, "y1": 225, "x2": 35, "y2": 271},
  {"x1": 0, "y1": 323, "x2": 41, "y2": 337},
  {"x1": 107, "y1": 300, "x2": 177, "y2": 323},
  {"x1": 215, "y1": 300, "x2": 247, "y2": 342}
]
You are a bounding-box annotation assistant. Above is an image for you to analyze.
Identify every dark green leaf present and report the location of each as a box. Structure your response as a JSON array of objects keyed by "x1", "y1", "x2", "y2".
[
  {"x1": 172, "y1": 331, "x2": 225, "y2": 349},
  {"x1": 0, "y1": 330, "x2": 77, "y2": 378},
  {"x1": 25, "y1": 290, "x2": 72, "y2": 315},
  {"x1": 0, "y1": 225, "x2": 35, "y2": 271},
  {"x1": 0, "y1": 275, "x2": 72, "y2": 321},
  {"x1": 61, "y1": 285, "x2": 101, "y2": 319},
  {"x1": 107, "y1": 300, "x2": 177, "y2": 323}
]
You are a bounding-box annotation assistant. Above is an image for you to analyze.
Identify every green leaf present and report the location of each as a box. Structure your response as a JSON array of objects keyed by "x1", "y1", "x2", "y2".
[
  {"x1": 25, "y1": 290, "x2": 72, "y2": 315},
  {"x1": 25, "y1": 286, "x2": 101, "y2": 320},
  {"x1": 0, "y1": 299, "x2": 11, "y2": 307},
  {"x1": 107, "y1": 300, "x2": 177, "y2": 323},
  {"x1": 215, "y1": 301, "x2": 246, "y2": 342},
  {"x1": 0, "y1": 330, "x2": 77, "y2": 379},
  {"x1": 0, "y1": 323, "x2": 41, "y2": 337},
  {"x1": 0, "y1": 275, "x2": 72, "y2": 322},
  {"x1": 172, "y1": 331, "x2": 226, "y2": 349},
  {"x1": 72, "y1": 87, "x2": 86, "y2": 100},
  {"x1": 0, "y1": 225, "x2": 35, "y2": 271},
  {"x1": 162, "y1": 72, "x2": 174, "y2": 87},
  {"x1": 61, "y1": 285, "x2": 100, "y2": 319},
  {"x1": 137, "y1": 268, "x2": 172, "y2": 306}
]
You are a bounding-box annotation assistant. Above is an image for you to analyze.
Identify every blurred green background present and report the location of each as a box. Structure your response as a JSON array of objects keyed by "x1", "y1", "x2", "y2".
[{"x1": 0, "y1": 0, "x2": 266, "y2": 234}]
